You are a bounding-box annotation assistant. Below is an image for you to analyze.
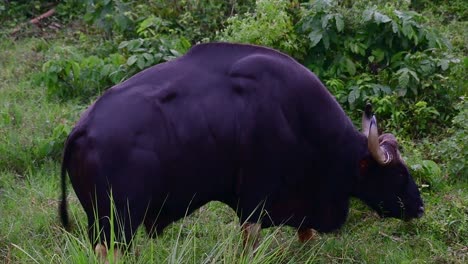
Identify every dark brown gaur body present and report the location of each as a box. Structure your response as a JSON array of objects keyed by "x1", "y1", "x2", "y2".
[{"x1": 60, "y1": 42, "x2": 424, "y2": 253}]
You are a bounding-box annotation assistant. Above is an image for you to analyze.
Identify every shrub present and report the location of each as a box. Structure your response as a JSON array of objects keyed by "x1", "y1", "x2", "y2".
[
  {"x1": 81, "y1": 0, "x2": 254, "y2": 43},
  {"x1": 153, "y1": 0, "x2": 254, "y2": 43},
  {"x1": 83, "y1": 0, "x2": 137, "y2": 39},
  {"x1": 39, "y1": 52, "x2": 126, "y2": 101},
  {"x1": 431, "y1": 99, "x2": 468, "y2": 181},
  {"x1": 37, "y1": 0, "x2": 464, "y2": 141},
  {"x1": 218, "y1": 0, "x2": 463, "y2": 139},
  {"x1": 297, "y1": 0, "x2": 461, "y2": 138},
  {"x1": 118, "y1": 35, "x2": 191, "y2": 77},
  {"x1": 219, "y1": 0, "x2": 304, "y2": 57},
  {"x1": 38, "y1": 35, "x2": 190, "y2": 101}
]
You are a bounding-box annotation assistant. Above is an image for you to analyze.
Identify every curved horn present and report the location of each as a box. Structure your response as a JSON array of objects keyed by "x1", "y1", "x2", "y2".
[
  {"x1": 368, "y1": 116, "x2": 392, "y2": 165},
  {"x1": 362, "y1": 103, "x2": 373, "y2": 137}
]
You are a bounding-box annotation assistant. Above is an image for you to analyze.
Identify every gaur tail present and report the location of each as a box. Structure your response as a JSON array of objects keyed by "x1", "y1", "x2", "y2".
[{"x1": 59, "y1": 129, "x2": 81, "y2": 231}]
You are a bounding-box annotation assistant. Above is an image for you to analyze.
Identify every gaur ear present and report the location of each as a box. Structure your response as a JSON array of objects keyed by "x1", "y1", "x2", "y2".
[
  {"x1": 361, "y1": 103, "x2": 373, "y2": 137},
  {"x1": 358, "y1": 158, "x2": 370, "y2": 181},
  {"x1": 368, "y1": 117, "x2": 392, "y2": 165}
]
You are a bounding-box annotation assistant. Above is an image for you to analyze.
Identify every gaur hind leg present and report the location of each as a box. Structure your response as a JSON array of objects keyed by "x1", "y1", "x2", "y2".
[
  {"x1": 87, "y1": 194, "x2": 146, "y2": 262},
  {"x1": 86, "y1": 197, "x2": 119, "y2": 263},
  {"x1": 237, "y1": 195, "x2": 270, "y2": 250},
  {"x1": 236, "y1": 166, "x2": 280, "y2": 250}
]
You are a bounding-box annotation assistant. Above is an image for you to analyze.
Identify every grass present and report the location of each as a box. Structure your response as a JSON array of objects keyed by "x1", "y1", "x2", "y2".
[
  {"x1": 1, "y1": 162, "x2": 466, "y2": 263},
  {"x1": 0, "y1": 28, "x2": 467, "y2": 264}
]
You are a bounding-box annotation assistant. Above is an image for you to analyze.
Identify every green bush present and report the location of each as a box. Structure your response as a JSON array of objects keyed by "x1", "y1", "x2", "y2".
[
  {"x1": 296, "y1": 0, "x2": 461, "y2": 138},
  {"x1": 37, "y1": 35, "x2": 190, "y2": 101},
  {"x1": 216, "y1": 0, "x2": 463, "y2": 139},
  {"x1": 219, "y1": 0, "x2": 304, "y2": 57},
  {"x1": 136, "y1": 0, "x2": 254, "y2": 43},
  {"x1": 39, "y1": 52, "x2": 126, "y2": 101},
  {"x1": 432, "y1": 99, "x2": 468, "y2": 181},
  {"x1": 33, "y1": 123, "x2": 73, "y2": 162},
  {"x1": 81, "y1": 0, "x2": 254, "y2": 43},
  {"x1": 83, "y1": 0, "x2": 136, "y2": 39},
  {"x1": 36, "y1": 0, "x2": 465, "y2": 140},
  {"x1": 119, "y1": 36, "x2": 190, "y2": 75}
]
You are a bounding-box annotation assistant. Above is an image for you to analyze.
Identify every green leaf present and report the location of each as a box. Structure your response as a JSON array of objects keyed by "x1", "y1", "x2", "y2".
[
  {"x1": 153, "y1": 53, "x2": 163, "y2": 63},
  {"x1": 308, "y1": 29, "x2": 323, "y2": 47},
  {"x1": 397, "y1": 88, "x2": 407, "y2": 97},
  {"x1": 127, "y1": 55, "x2": 138, "y2": 66},
  {"x1": 322, "y1": 14, "x2": 332, "y2": 29},
  {"x1": 408, "y1": 69, "x2": 420, "y2": 83},
  {"x1": 391, "y1": 21, "x2": 399, "y2": 33},
  {"x1": 402, "y1": 23, "x2": 415, "y2": 39},
  {"x1": 345, "y1": 58, "x2": 356, "y2": 76},
  {"x1": 410, "y1": 85, "x2": 418, "y2": 95},
  {"x1": 142, "y1": 53, "x2": 153, "y2": 62},
  {"x1": 358, "y1": 43, "x2": 367, "y2": 56},
  {"x1": 126, "y1": 39, "x2": 143, "y2": 51},
  {"x1": 391, "y1": 51, "x2": 406, "y2": 64},
  {"x1": 348, "y1": 86, "x2": 360, "y2": 104},
  {"x1": 71, "y1": 62, "x2": 81, "y2": 78},
  {"x1": 64, "y1": 63, "x2": 71, "y2": 76},
  {"x1": 118, "y1": 41, "x2": 129, "y2": 49},
  {"x1": 109, "y1": 54, "x2": 126, "y2": 65},
  {"x1": 372, "y1": 84, "x2": 392, "y2": 95},
  {"x1": 83, "y1": 12, "x2": 94, "y2": 23},
  {"x1": 371, "y1": 49, "x2": 385, "y2": 62},
  {"x1": 438, "y1": 59, "x2": 449, "y2": 71},
  {"x1": 363, "y1": 8, "x2": 374, "y2": 22},
  {"x1": 374, "y1": 12, "x2": 391, "y2": 23},
  {"x1": 170, "y1": 49, "x2": 181, "y2": 57},
  {"x1": 138, "y1": 16, "x2": 156, "y2": 33},
  {"x1": 422, "y1": 160, "x2": 442, "y2": 178},
  {"x1": 100, "y1": 64, "x2": 112, "y2": 77},
  {"x1": 322, "y1": 32, "x2": 330, "y2": 50},
  {"x1": 137, "y1": 56, "x2": 146, "y2": 69},
  {"x1": 397, "y1": 69, "x2": 410, "y2": 88},
  {"x1": 380, "y1": 85, "x2": 392, "y2": 94},
  {"x1": 335, "y1": 15, "x2": 344, "y2": 32},
  {"x1": 114, "y1": 14, "x2": 129, "y2": 31}
]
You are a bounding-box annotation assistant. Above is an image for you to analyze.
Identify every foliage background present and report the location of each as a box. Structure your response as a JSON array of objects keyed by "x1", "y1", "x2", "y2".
[{"x1": 0, "y1": 0, "x2": 466, "y2": 263}]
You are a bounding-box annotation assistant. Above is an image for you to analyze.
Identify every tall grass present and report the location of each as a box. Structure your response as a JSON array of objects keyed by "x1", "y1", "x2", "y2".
[
  {"x1": 2, "y1": 162, "x2": 466, "y2": 263},
  {"x1": 5, "y1": 192, "x2": 318, "y2": 264}
]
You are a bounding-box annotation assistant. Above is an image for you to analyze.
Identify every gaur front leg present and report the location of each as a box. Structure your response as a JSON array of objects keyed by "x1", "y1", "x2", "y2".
[
  {"x1": 241, "y1": 222, "x2": 261, "y2": 249},
  {"x1": 297, "y1": 228, "x2": 316, "y2": 243}
]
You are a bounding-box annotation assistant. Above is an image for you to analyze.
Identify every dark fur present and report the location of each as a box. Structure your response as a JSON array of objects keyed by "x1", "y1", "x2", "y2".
[{"x1": 59, "y1": 42, "x2": 423, "y2": 246}]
